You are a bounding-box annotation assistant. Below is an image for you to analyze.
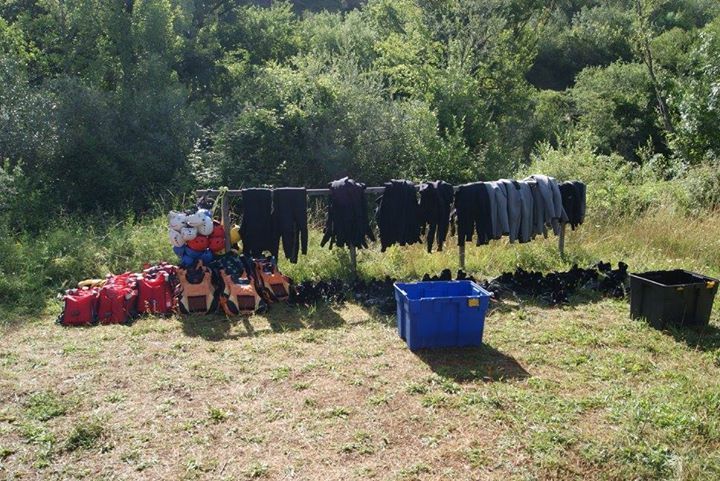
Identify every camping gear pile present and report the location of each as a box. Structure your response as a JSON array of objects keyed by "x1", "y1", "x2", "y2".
[{"x1": 59, "y1": 175, "x2": 591, "y2": 327}]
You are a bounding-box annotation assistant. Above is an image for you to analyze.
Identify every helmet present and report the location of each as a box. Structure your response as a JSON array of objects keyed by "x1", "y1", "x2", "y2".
[
  {"x1": 197, "y1": 208, "x2": 212, "y2": 218},
  {"x1": 185, "y1": 246, "x2": 204, "y2": 259},
  {"x1": 168, "y1": 211, "x2": 187, "y2": 232},
  {"x1": 172, "y1": 245, "x2": 185, "y2": 257},
  {"x1": 180, "y1": 226, "x2": 198, "y2": 241},
  {"x1": 181, "y1": 254, "x2": 195, "y2": 267},
  {"x1": 185, "y1": 213, "x2": 203, "y2": 227},
  {"x1": 186, "y1": 235, "x2": 209, "y2": 251},
  {"x1": 230, "y1": 225, "x2": 241, "y2": 245},
  {"x1": 209, "y1": 236, "x2": 225, "y2": 252},
  {"x1": 200, "y1": 249, "x2": 213, "y2": 264},
  {"x1": 211, "y1": 222, "x2": 225, "y2": 238},
  {"x1": 197, "y1": 216, "x2": 214, "y2": 236},
  {"x1": 169, "y1": 229, "x2": 185, "y2": 247}
]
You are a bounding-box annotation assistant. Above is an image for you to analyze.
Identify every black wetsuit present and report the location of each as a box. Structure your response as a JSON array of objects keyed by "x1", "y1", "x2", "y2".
[
  {"x1": 419, "y1": 181, "x2": 454, "y2": 252},
  {"x1": 241, "y1": 188, "x2": 274, "y2": 257},
  {"x1": 559, "y1": 181, "x2": 586, "y2": 230},
  {"x1": 454, "y1": 182, "x2": 493, "y2": 246},
  {"x1": 320, "y1": 177, "x2": 375, "y2": 249},
  {"x1": 272, "y1": 187, "x2": 308, "y2": 263},
  {"x1": 375, "y1": 180, "x2": 421, "y2": 252}
]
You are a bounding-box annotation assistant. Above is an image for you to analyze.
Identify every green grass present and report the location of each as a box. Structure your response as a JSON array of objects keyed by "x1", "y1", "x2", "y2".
[
  {"x1": 0, "y1": 210, "x2": 719, "y2": 479},
  {"x1": 64, "y1": 418, "x2": 105, "y2": 452},
  {"x1": 24, "y1": 392, "x2": 68, "y2": 421},
  {"x1": 207, "y1": 406, "x2": 229, "y2": 424}
]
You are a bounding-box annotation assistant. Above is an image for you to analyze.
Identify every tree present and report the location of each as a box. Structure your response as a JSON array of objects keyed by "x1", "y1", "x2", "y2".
[
  {"x1": 673, "y1": 17, "x2": 720, "y2": 162},
  {"x1": 571, "y1": 61, "x2": 661, "y2": 160}
]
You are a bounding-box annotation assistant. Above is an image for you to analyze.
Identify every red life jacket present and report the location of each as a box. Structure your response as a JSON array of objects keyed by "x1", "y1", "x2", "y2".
[
  {"x1": 96, "y1": 273, "x2": 138, "y2": 324},
  {"x1": 137, "y1": 274, "x2": 175, "y2": 315},
  {"x1": 60, "y1": 288, "x2": 99, "y2": 326}
]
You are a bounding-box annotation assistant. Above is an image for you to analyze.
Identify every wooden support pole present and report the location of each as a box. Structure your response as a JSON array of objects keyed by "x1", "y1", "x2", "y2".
[
  {"x1": 459, "y1": 244, "x2": 466, "y2": 270},
  {"x1": 348, "y1": 245, "x2": 357, "y2": 278},
  {"x1": 221, "y1": 194, "x2": 231, "y2": 252},
  {"x1": 559, "y1": 223, "x2": 566, "y2": 258}
]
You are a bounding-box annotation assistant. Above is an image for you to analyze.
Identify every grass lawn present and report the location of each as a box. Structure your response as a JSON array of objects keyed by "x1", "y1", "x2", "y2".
[{"x1": 1, "y1": 210, "x2": 719, "y2": 480}]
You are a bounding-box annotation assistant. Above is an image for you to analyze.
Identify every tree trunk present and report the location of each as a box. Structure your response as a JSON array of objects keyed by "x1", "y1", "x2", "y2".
[
  {"x1": 643, "y1": 38, "x2": 674, "y2": 134},
  {"x1": 635, "y1": 0, "x2": 675, "y2": 135}
]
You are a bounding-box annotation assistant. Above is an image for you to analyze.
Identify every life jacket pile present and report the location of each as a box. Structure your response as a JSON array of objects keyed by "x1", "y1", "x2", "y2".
[
  {"x1": 59, "y1": 263, "x2": 178, "y2": 326},
  {"x1": 59, "y1": 255, "x2": 291, "y2": 326}
]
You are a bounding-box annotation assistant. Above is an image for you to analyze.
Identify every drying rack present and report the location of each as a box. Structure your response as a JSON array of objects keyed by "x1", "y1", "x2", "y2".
[{"x1": 196, "y1": 184, "x2": 567, "y2": 275}]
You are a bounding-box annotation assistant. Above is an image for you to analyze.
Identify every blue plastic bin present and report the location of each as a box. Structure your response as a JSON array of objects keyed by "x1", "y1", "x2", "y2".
[{"x1": 394, "y1": 281, "x2": 491, "y2": 350}]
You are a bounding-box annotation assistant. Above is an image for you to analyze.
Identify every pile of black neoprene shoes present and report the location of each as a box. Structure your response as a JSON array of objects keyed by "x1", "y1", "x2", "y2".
[{"x1": 287, "y1": 262, "x2": 629, "y2": 311}]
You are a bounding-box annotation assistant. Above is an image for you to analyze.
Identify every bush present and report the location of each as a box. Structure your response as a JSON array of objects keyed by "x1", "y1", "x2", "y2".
[
  {"x1": 522, "y1": 136, "x2": 719, "y2": 219},
  {"x1": 0, "y1": 212, "x2": 173, "y2": 320},
  {"x1": 523, "y1": 137, "x2": 665, "y2": 219},
  {"x1": 677, "y1": 160, "x2": 720, "y2": 214}
]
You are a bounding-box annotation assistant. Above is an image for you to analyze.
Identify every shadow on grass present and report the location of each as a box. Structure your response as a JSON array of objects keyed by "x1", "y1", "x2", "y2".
[
  {"x1": 266, "y1": 304, "x2": 347, "y2": 332},
  {"x1": 413, "y1": 344, "x2": 529, "y2": 383},
  {"x1": 493, "y1": 288, "x2": 619, "y2": 310},
  {"x1": 180, "y1": 303, "x2": 348, "y2": 341},
  {"x1": 180, "y1": 313, "x2": 245, "y2": 341},
  {"x1": 663, "y1": 323, "x2": 720, "y2": 352}
]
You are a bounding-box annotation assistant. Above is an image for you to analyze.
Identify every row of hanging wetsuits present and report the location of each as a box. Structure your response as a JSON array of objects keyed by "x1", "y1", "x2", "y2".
[{"x1": 234, "y1": 176, "x2": 586, "y2": 264}]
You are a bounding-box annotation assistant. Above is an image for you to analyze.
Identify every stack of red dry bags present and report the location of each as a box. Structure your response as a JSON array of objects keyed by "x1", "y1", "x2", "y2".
[{"x1": 58, "y1": 263, "x2": 176, "y2": 326}]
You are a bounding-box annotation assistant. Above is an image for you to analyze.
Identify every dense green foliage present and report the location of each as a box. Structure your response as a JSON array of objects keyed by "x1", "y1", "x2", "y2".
[{"x1": 1, "y1": 0, "x2": 719, "y2": 228}]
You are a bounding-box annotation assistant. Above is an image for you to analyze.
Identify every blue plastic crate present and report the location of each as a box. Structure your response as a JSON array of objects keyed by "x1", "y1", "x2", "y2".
[{"x1": 394, "y1": 281, "x2": 491, "y2": 350}]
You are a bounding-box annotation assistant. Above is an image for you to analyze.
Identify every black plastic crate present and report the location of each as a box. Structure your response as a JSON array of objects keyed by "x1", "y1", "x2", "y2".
[{"x1": 630, "y1": 270, "x2": 718, "y2": 328}]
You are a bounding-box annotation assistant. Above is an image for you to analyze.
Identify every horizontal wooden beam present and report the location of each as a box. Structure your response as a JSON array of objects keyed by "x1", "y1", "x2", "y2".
[
  {"x1": 195, "y1": 187, "x2": 388, "y2": 196},
  {"x1": 196, "y1": 180, "x2": 539, "y2": 198}
]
